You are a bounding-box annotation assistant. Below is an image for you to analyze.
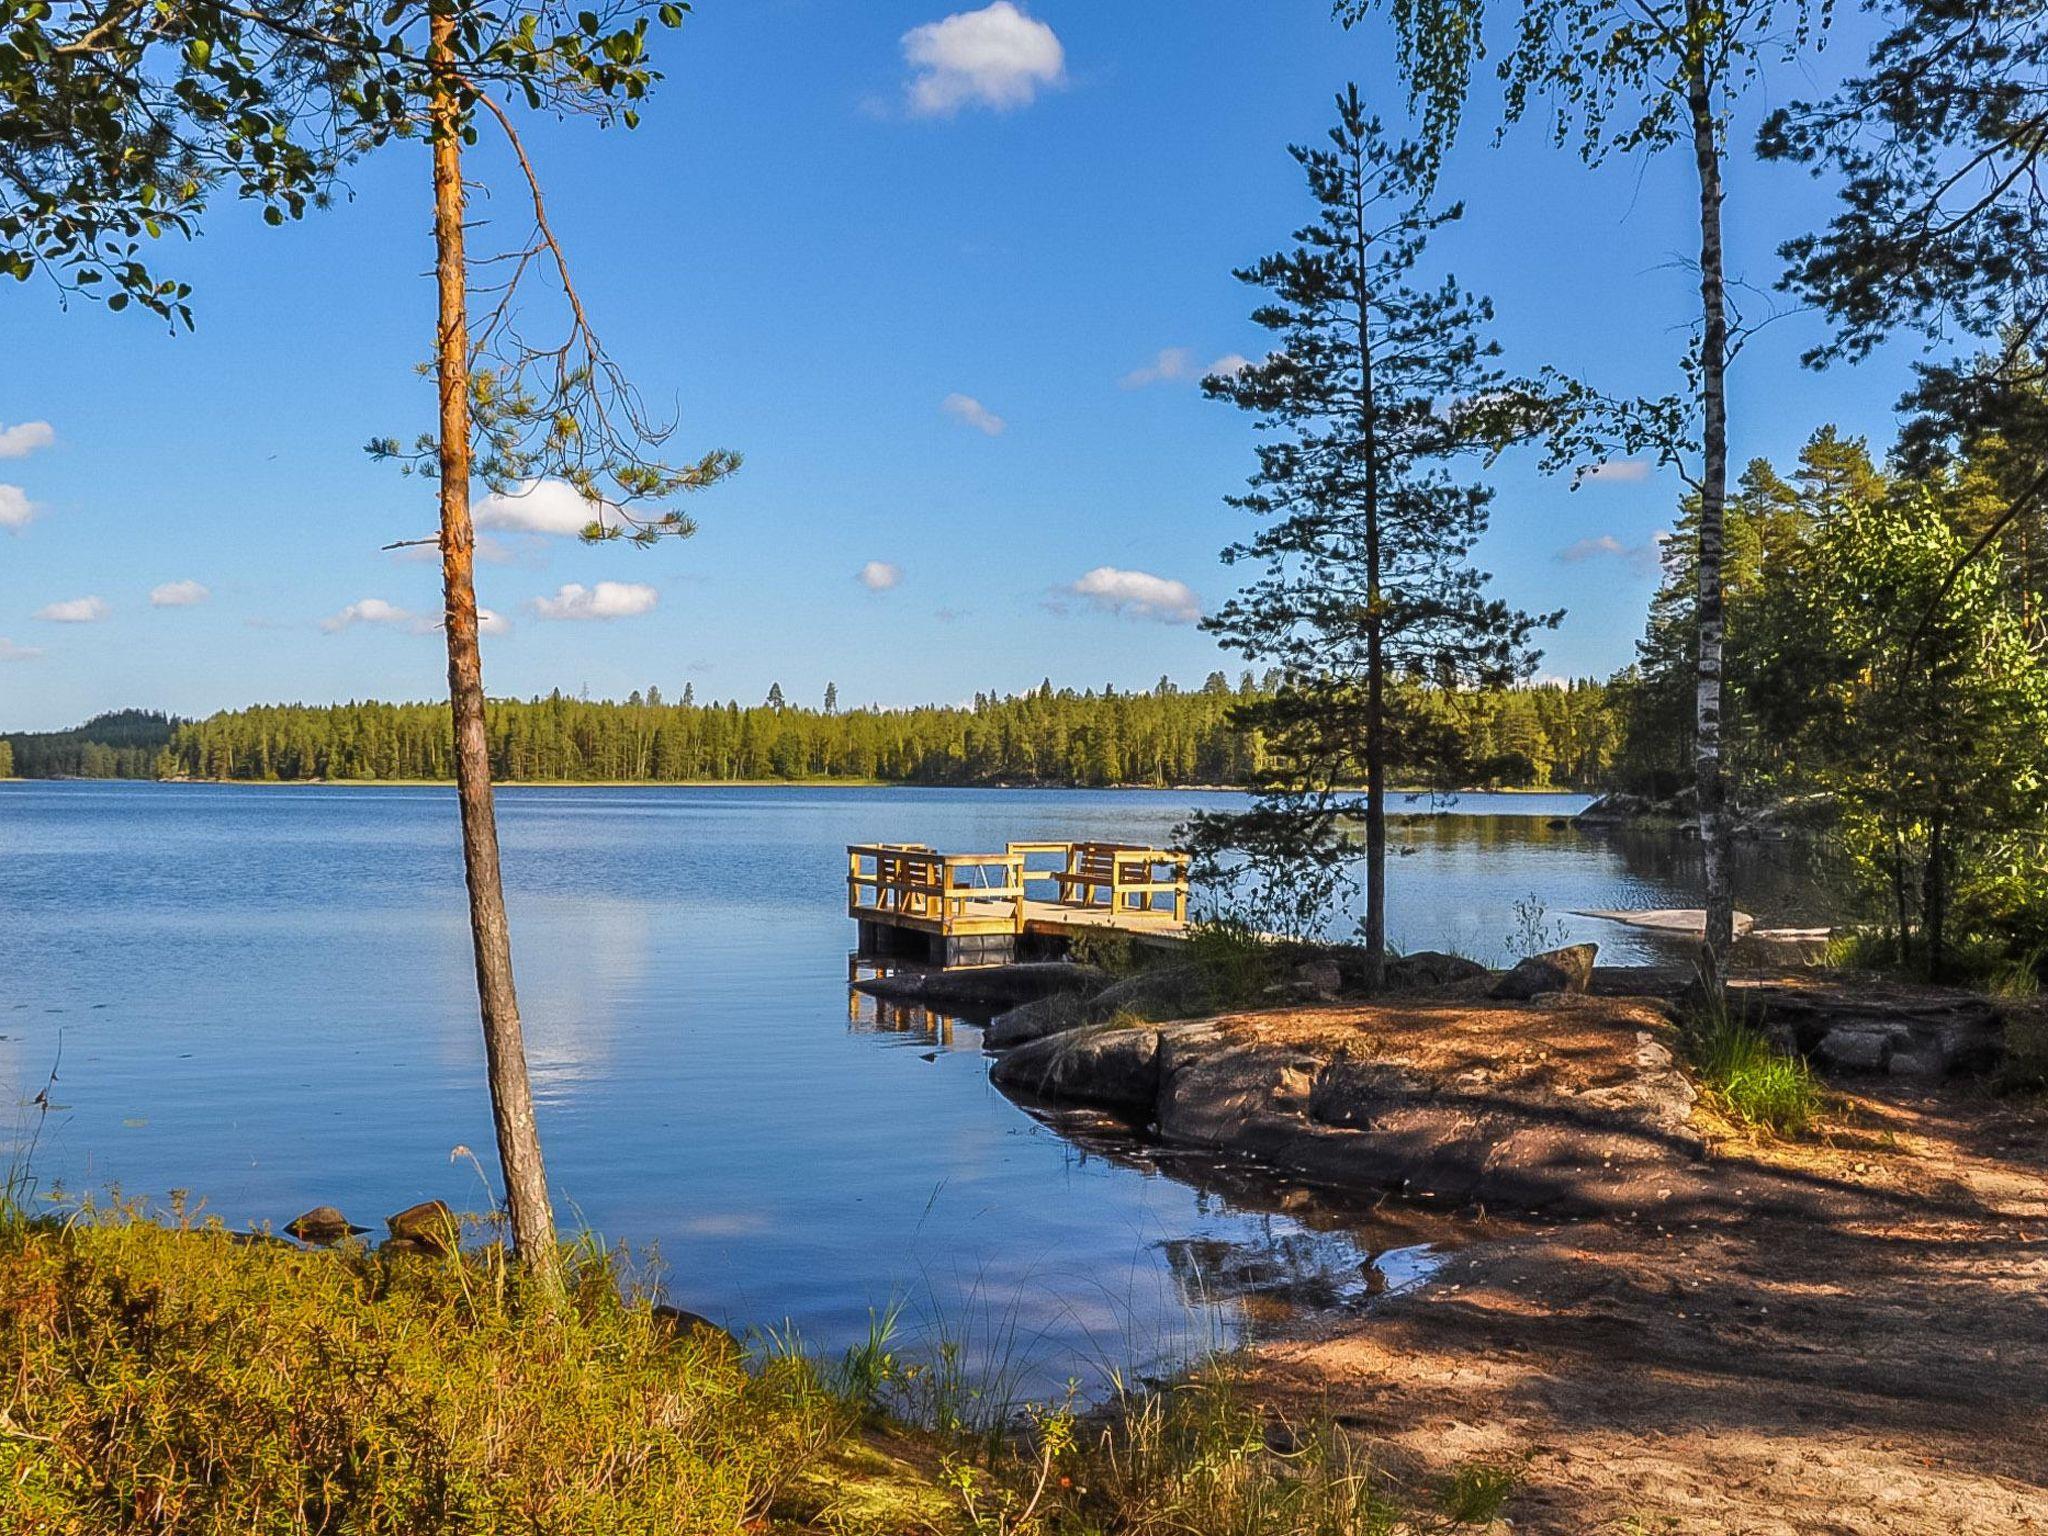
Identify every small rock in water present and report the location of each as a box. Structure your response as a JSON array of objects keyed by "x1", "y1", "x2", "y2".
[
  {"x1": 385, "y1": 1199, "x2": 459, "y2": 1254},
  {"x1": 285, "y1": 1205, "x2": 364, "y2": 1245}
]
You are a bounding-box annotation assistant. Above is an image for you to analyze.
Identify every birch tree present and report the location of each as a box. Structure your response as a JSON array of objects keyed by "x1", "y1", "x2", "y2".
[{"x1": 1335, "y1": 0, "x2": 1828, "y2": 974}]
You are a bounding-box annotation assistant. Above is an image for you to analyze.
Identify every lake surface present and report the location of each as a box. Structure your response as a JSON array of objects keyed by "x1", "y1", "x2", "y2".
[{"x1": 0, "y1": 781, "x2": 1825, "y2": 1394}]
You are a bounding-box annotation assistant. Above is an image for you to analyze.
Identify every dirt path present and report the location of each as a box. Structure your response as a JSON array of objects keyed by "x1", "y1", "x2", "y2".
[{"x1": 1251, "y1": 1081, "x2": 2048, "y2": 1534}]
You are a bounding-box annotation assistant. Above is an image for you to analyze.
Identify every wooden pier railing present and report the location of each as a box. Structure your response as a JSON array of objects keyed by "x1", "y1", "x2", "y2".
[{"x1": 848, "y1": 839, "x2": 1190, "y2": 967}]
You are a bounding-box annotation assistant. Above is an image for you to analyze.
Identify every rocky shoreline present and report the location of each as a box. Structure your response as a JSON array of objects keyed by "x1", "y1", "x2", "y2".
[{"x1": 856, "y1": 948, "x2": 2022, "y2": 1223}]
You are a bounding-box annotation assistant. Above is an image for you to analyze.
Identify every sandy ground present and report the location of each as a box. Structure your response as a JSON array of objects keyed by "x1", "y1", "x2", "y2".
[{"x1": 1250, "y1": 1077, "x2": 2048, "y2": 1534}]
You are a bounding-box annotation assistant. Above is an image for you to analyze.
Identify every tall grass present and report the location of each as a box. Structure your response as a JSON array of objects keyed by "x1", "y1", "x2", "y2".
[
  {"x1": 948, "y1": 1364, "x2": 1515, "y2": 1535},
  {"x1": 1683, "y1": 990, "x2": 1821, "y2": 1137}
]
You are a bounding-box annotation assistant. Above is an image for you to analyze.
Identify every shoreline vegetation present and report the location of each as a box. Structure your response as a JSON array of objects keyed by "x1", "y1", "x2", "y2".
[
  {"x1": 4, "y1": 679, "x2": 1623, "y2": 790},
  {"x1": 0, "y1": 1196, "x2": 1517, "y2": 1534}
]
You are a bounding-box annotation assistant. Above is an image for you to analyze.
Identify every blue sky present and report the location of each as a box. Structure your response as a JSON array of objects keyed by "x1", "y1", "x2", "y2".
[{"x1": 1, "y1": 0, "x2": 1926, "y2": 731}]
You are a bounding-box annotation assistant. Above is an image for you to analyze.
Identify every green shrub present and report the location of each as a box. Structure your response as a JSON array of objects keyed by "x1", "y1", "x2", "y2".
[
  {"x1": 0, "y1": 1205, "x2": 848, "y2": 1533},
  {"x1": 1187, "y1": 920, "x2": 1277, "y2": 1008},
  {"x1": 1068, "y1": 928, "x2": 1139, "y2": 975}
]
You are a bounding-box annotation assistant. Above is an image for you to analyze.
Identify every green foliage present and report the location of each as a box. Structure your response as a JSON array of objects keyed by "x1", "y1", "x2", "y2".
[
  {"x1": 0, "y1": 0, "x2": 694, "y2": 326},
  {"x1": 1066, "y1": 928, "x2": 1138, "y2": 976},
  {"x1": 0, "y1": 1204, "x2": 847, "y2": 1533},
  {"x1": 1762, "y1": 0, "x2": 2048, "y2": 365},
  {"x1": 1615, "y1": 417, "x2": 2048, "y2": 978},
  {"x1": 0, "y1": 736, "x2": 12, "y2": 778},
  {"x1": 1504, "y1": 894, "x2": 1568, "y2": 960},
  {"x1": 1684, "y1": 1004, "x2": 1821, "y2": 1138}
]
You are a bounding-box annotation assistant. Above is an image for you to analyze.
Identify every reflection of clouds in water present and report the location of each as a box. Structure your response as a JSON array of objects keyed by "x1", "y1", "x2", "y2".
[
  {"x1": 490, "y1": 894, "x2": 661, "y2": 1094},
  {"x1": 893, "y1": 1254, "x2": 1235, "y2": 1402},
  {"x1": 678, "y1": 1211, "x2": 772, "y2": 1237}
]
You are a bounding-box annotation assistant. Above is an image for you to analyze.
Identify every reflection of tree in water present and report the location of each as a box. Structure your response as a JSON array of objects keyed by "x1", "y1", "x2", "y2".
[
  {"x1": 1379, "y1": 814, "x2": 1851, "y2": 929},
  {"x1": 1014, "y1": 1097, "x2": 1449, "y2": 1318},
  {"x1": 1158, "y1": 1225, "x2": 1407, "y2": 1313}
]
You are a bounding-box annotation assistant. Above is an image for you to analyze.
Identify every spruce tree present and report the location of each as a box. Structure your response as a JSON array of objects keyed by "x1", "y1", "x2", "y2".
[{"x1": 1189, "y1": 87, "x2": 1553, "y2": 981}]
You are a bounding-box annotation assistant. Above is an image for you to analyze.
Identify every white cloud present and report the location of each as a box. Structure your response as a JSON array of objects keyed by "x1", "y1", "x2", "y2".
[
  {"x1": 530, "y1": 581, "x2": 658, "y2": 621},
  {"x1": 858, "y1": 560, "x2": 903, "y2": 591},
  {"x1": 0, "y1": 421, "x2": 54, "y2": 459},
  {"x1": 941, "y1": 392, "x2": 1006, "y2": 436},
  {"x1": 902, "y1": 2, "x2": 1065, "y2": 117},
  {"x1": 477, "y1": 606, "x2": 510, "y2": 633},
  {"x1": 1559, "y1": 534, "x2": 1628, "y2": 562},
  {"x1": 36, "y1": 595, "x2": 107, "y2": 623},
  {"x1": 1576, "y1": 459, "x2": 1652, "y2": 485},
  {"x1": 1558, "y1": 532, "x2": 1666, "y2": 575},
  {"x1": 1068, "y1": 566, "x2": 1202, "y2": 624},
  {"x1": 0, "y1": 637, "x2": 42, "y2": 661},
  {"x1": 321, "y1": 597, "x2": 418, "y2": 633},
  {"x1": 475, "y1": 478, "x2": 613, "y2": 536},
  {"x1": 1121, "y1": 349, "x2": 1257, "y2": 389},
  {"x1": 150, "y1": 579, "x2": 211, "y2": 608},
  {"x1": 1120, "y1": 348, "x2": 1198, "y2": 389},
  {"x1": 0, "y1": 485, "x2": 37, "y2": 531}
]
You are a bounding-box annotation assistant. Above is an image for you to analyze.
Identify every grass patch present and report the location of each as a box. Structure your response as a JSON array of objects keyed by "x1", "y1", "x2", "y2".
[
  {"x1": 1684, "y1": 1008, "x2": 1822, "y2": 1138},
  {"x1": 0, "y1": 1204, "x2": 1514, "y2": 1534},
  {"x1": 946, "y1": 1366, "x2": 1514, "y2": 1535}
]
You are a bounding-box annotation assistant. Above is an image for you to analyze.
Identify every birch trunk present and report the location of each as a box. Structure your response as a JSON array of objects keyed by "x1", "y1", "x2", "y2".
[{"x1": 1686, "y1": 35, "x2": 1735, "y2": 972}]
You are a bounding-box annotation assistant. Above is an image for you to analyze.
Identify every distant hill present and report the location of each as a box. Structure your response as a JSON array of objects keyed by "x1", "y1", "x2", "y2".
[{"x1": 3, "y1": 710, "x2": 179, "y2": 779}]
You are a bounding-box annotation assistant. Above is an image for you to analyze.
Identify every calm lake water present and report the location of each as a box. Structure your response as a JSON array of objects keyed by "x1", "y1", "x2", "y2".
[{"x1": 0, "y1": 781, "x2": 1824, "y2": 1394}]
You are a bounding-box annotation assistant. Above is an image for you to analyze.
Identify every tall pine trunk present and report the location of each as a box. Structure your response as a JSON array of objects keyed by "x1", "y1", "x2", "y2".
[
  {"x1": 1685, "y1": 34, "x2": 1735, "y2": 973},
  {"x1": 429, "y1": 7, "x2": 561, "y2": 1290}
]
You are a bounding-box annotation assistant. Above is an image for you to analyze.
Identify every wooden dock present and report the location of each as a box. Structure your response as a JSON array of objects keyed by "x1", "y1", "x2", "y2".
[{"x1": 848, "y1": 840, "x2": 1191, "y2": 968}]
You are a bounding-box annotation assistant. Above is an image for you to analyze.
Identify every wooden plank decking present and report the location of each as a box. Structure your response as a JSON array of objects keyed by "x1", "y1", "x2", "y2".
[{"x1": 848, "y1": 839, "x2": 1190, "y2": 967}]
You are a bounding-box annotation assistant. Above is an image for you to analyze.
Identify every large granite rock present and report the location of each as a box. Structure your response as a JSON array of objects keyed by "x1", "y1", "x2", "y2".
[
  {"x1": 988, "y1": 1022, "x2": 1163, "y2": 1111},
  {"x1": 1489, "y1": 943, "x2": 1598, "y2": 1001},
  {"x1": 1382, "y1": 951, "x2": 1489, "y2": 991},
  {"x1": 1727, "y1": 977, "x2": 2005, "y2": 1080},
  {"x1": 992, "y1": 995, "x2": 1717, "y2": 1216}
]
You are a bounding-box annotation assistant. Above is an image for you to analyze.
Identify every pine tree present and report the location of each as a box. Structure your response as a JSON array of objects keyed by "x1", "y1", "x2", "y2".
[
  {"x1": 824, "y1": 681, "x2": 839, "y2": 714},
  {"x1": 1190, "y1": 87, "x2": 1553, "y2": 978}
]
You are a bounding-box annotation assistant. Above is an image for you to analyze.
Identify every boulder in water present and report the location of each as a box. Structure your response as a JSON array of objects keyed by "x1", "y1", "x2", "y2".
[
  {"x1": 285, "y1": 1205, "x2": 364, "y2": 1245},
  {"x1": 385, "y1": 1199, "x2": 460, "y2": 1254}
]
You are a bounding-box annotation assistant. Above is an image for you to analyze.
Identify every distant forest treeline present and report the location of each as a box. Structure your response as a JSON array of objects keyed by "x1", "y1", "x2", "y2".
[
  {"x1": 8, "y1": 678, "x2": 1623, "y2": 789},
  {"x1": 2, "y1": 710, "x2": 179, "y2": 779}
]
